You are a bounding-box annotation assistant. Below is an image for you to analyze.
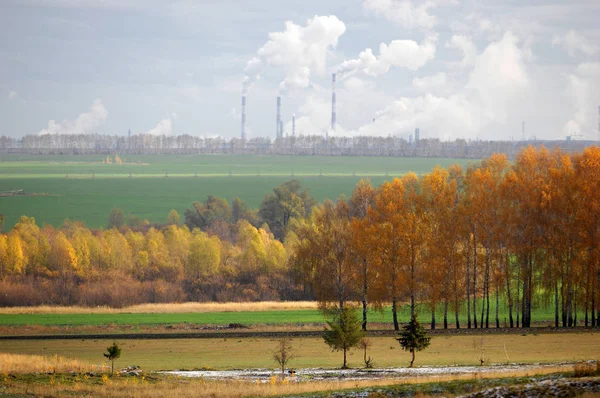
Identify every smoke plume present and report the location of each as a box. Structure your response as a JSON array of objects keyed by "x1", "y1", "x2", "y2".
[
  {"x1": 242, "y1": 15, "x2": 346, "y2": 95},
  {"x1": 37, "y1": 99, "x2": 108, "y2": 135}
]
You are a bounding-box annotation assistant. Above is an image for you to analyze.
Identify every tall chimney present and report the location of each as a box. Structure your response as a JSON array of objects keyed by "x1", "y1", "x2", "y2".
[
  {"x1": 276, "y1": 96, "x2": 281, "y2": 139},
  {"x1": 241, "y1": 96, "x2": 246, "y2": 140},
  {"x1": 292, "y1": 114, "x2": 296, "y2": 137},
  {"x1": 331, "y1": 73, "x2": 337, "y2": 131}
]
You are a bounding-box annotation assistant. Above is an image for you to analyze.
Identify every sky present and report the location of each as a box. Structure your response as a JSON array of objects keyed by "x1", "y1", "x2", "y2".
[{"x1": 1, "y1": 0, "x2": 599, "y2": 141}]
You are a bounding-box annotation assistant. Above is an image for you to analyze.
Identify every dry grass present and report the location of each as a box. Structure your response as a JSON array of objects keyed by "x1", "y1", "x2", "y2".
[
  {"x1": 3, "y1": 334, "x2": 600, "y2": 371},
  {"x1": 0, "y1": 301, "x2": 318, "y2": 315},
  {"x1": 0, "y1": 365, "x2": 573, "y2": 398},
  {"x1": 573, "y1": 361, "x2": 600, "y2": 377},
  {"x1": 0, "y1": 353, "x2": 105, "y2": 374}
]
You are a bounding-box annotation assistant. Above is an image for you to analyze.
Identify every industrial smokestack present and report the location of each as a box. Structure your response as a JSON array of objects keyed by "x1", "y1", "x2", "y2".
[
  {"x1": 276, "y1": 96, "x2": 281, "y2": 139},
  {"x1": 241, "y1": 96, "x2": 246, "y2": 140},
  {"x1": 292, "y1": 114, "x2": 296, "y2": 137},
  {"x1": 331, "y1": 73, "x2": 337, "y2": 132}
]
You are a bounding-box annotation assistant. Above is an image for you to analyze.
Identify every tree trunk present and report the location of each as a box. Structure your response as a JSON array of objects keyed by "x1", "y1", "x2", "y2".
[
  {"x1": 473, "y1": 236, "x2": 478, "y2": 329},
  {"x1": 585, "y1": 297, "x2": 589, "y2": 327},
  {"x1": 443, "y1": 300, "x2": 449, "y2": 330},
  {"x1": 506, "y1": 253, "x2": 514, "y2": 328},
  {"x1": 555, "y1": 281, "x2": 560, "y2": 328},
  {"x1": 431, "y1": 307, "x2": 436, "y2": 331},
  {"x1": 483, "y1": 248, "x2": 490, "y2": 329},
  {"x1": 567, "y1": 287, "x2": 574, "y2": 327},
  {"x1": 410, "y1": 249, "x2": 416, "y2": 320},
  {"x1": 362, "y1": 259, "x2": 368, "y2": 331},
  {"x1": 495, "y1": 284, "x2": 500, "y2": 329},
  {"x1": 410, "y1": 349, "x2": 415, "y2": 368},
  {"x1": 362, "y1": 297, "x2": 368, "y2": 332},
  {"x1": 592, "y1": 292, "x2": 596, "y2": 327},
  {"x1": 521, "y1": 254, "x2": 532, "y2": 328},
  {"x1": 562, "y1": 281, "x2": 567, "y2": 327},
  {"x1": 455, "y1": 289, "x2": 460, "y2": 329},
  {"x1": 392, "y1": 298, "x2": 399, "y2": 331},
  {"x1": 343, "y1": 347, "x2": 347, "y2": 369},
  {"x1": 466, "y1": 242, "x2": 471, "y2": 329}
]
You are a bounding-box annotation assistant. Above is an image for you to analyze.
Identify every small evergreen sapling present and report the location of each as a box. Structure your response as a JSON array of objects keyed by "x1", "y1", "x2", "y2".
[
  {"x1": 323, "y1": 307, "x2": 365, "y2": 369},
  {"x1": 103, "y1": 342, "x2": 121, "y2": 375},
  {"x1": 397, "y1": 315, "x2": 431, "y2": 367}
]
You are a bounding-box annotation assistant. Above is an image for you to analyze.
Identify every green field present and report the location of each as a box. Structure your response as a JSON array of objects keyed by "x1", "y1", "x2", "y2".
[
  {"x1": 0, "y1": 154, "x2": 475, "y2": 229},
  {"x1": 0, "y1": 302, "x2": 577, "y2": 328}
]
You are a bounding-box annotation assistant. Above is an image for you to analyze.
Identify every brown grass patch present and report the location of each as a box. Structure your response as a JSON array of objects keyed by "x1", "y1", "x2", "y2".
[
  {"x1": 0, "y1": 353, "x2": 105, "y2": 374},
  {"x1": 573, "y1": 361, "x2": 600, "y2": 377},
  {"x1": 0, "y1": 301, "x2": 319, "y2": 315}
]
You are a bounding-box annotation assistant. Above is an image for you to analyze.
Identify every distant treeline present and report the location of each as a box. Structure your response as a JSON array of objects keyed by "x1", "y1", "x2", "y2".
[{"x1": 0, "y1": 133, "x2": 595, "y2": 159}]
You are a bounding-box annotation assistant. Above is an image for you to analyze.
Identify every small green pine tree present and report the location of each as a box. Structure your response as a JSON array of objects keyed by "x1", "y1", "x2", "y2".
[
  {"x1": 323, "y1": 307, "x2": 365, "y2": 369},
  {"x1": 103, "y1": 342, "x2": 121, "y2": 375},
  {"x1": 397, "y1": 315, "x2": 431, "y2": 367}
]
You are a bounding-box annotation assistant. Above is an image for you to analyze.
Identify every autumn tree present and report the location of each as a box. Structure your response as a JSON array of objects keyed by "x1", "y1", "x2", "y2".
[
  {"x1": 574, "y1": 147, "x2": 600, "y2": 326},
  {"x1": 349, "y1": 179, "x2": 379, "y2": 330},
  {"x1": 184, "y1": 196, "x2": 231, "y2": 231},
  {"x1": 167, "y1": 209, "x2": 181, "y2": 226},
  {"x1": 231, "y1": 197, "x2": 257, "y2": 225},
  {"x1": 259, "y1": 180, "x2": 316, "y2": 240},
  {"x1": 294, "y1": 199, "x2": 355, "y2": 312},
  {"x1": 107, "y1": 208, "x2": 125, "y2": 229},
  {"x1": 185, "y1": 230, "x2": 221, "y2": 281},
  {"x1": 371, "y1": 178, "x2": 407, "y2": 330},
  {"x1": 421, "y1": 166, "x2": 463, "y2": 329}
]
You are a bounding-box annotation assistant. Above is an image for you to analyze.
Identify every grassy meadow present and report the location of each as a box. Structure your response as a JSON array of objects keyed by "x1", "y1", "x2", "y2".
[
  {"x1": 0, "y1": 154, "x2": 474, "y2": 229},
  {"x1": 0, "y1": 299, "x2": 583, "y2": 329}
]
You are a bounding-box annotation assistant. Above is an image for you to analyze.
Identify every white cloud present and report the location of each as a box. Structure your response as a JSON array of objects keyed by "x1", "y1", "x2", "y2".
[
  {"x1": 291, "y1": 95, "x2": 335, "y2": 136},
  {"x1": 8, "y1": 90, "x2": 17, "y2": 100},
  {"x1": 353, "y1": 32, "x2": 530, "y2": 139},
  {"x1": 446, "y1": 35, "x2": 476, "y2": 67},
  {"x1": 362, "y1": 0, "x2": 437, "y2": 30},
  {"x1": 336, "y1": 35, "x2": 437, "y2": 78},
  {"x1": 552, "y1": 30, "x2": 598, "y2": 58},
  {"x1": 145, "y1": 117, "x2": 173, "y2": 136},
  {"x1": 178, "y1": 86, "x2": 204, "y2": 102},
  {"x1": 37, "y1": 99, "x2": 108, "y2": 135},
  {"x1": 412, "y1": 72, "x2": 447, "y2": 91},
  {"x1": 14, "y1": 0, "x2": 146, "y2": 9},
  {"x1": 466, "y1": 32, "x2": 528, "y2": 125},
  {"x1": 343, "y1": 77, "x2": 373, "y2": 92},
  {"x1": 563, "y1": 62, "x2": 600, "y2": 137},
  {"x1": 242, "y1": 15, "x2": 346, "y2": 95}
]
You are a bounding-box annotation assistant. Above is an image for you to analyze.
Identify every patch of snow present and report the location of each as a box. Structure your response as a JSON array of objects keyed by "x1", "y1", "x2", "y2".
[{"x1": 161, "y1": 363, "x2": 565, "y2": 383}]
